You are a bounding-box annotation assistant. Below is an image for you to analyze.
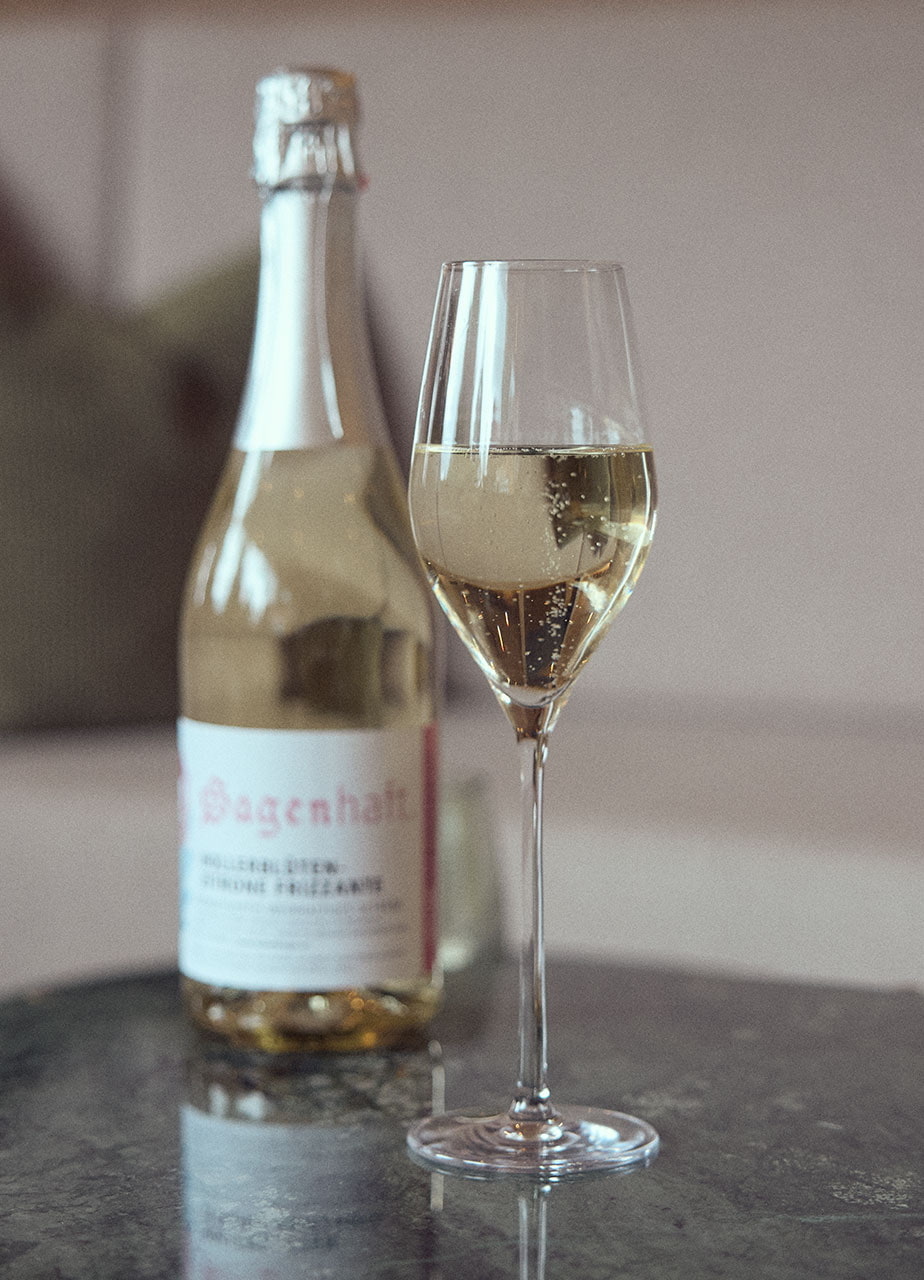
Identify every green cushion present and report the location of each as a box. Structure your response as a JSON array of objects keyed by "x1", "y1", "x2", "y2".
[{"x1": 0, "y1": 254, "x2": 257, "y2": 729}]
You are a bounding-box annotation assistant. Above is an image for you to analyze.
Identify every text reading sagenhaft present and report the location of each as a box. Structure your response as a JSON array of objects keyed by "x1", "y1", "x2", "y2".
[{"x1": 196, "y1": 776, "x2": 414, "y2": 839}]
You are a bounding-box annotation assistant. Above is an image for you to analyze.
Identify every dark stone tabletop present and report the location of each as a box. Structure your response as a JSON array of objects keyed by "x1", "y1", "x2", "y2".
[{"x1": 1, "y1": 957, "x2": 923, "y2": 1277}]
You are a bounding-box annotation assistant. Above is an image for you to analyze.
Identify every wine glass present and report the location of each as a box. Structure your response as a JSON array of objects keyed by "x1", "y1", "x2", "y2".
[{"x1": 406, "y1": 260, "x2": 659, "y2": 1177}]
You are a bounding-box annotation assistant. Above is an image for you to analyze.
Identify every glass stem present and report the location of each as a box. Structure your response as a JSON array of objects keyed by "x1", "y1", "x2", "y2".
[{"x1": 511, "y1": 729, "x2": 555, "y2": 1125}]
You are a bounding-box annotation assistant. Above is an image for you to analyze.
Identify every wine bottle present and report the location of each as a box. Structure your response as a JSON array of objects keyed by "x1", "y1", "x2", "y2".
[{"x1": 177, "y1": 67, "x2": 439, "y2": 1051}]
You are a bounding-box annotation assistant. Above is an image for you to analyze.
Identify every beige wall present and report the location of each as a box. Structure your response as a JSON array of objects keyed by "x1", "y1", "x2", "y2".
[
  {"x1": 2, "y1": 0, "x2": 922, "y2": 726},
  {"x1": 1, "y1": 1, "x2": 923, "y2": 991}
]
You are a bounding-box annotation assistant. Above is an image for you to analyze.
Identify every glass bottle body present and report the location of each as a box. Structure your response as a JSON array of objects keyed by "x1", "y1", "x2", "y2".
[{"x1": 180, "y1": 444, "x2": 439, "y2": 1050}]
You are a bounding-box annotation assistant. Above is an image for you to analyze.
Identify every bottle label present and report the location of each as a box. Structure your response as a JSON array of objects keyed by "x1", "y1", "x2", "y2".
[{"x1": 177, "y1": 718, "x2": 437, "y2": 990}]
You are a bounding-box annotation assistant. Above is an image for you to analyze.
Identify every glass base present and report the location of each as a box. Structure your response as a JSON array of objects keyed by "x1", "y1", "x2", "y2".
[{"x1": 407, "y1": 1106, "x2": 659, "y2": 1179}]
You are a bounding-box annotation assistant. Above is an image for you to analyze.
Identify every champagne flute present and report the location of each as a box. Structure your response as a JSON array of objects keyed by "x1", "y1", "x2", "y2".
[{"x1": 406, "y1": 260, "x2": 659, "y2": 1177}]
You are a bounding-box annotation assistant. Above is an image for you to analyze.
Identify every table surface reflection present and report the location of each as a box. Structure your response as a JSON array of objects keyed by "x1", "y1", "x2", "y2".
[{"x1": 1, "y1": 958, "x2": 923, "y2": 1277}]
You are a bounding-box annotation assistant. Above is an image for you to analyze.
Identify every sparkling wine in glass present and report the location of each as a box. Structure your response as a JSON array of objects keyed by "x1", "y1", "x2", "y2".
[{"x1": 406, "y1": 260, "x2": 659, "y2": 1177}]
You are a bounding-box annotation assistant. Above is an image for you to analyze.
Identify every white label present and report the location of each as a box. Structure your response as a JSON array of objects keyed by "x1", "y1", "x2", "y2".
[{"x1": 178, "y1": 718, "x2": 437, "y2": 990}]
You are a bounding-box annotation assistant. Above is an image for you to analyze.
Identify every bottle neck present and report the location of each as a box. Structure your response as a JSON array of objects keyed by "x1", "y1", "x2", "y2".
[{"x1": 234, "y1": 174, "x2": 386, "y2": 452}]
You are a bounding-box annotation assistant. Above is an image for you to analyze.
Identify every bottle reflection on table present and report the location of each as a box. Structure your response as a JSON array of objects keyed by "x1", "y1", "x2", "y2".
[
  {"x1": 183, "y1": 1043, "x2": 562, "y2": 1280},
  {"x1": 181, "y1": 1047, "x2": 436, "y2": 1279}
]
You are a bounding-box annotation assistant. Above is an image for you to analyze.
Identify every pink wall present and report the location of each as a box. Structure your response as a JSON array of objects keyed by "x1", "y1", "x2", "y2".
[{"x1": 2, "y1": 0, "x2": 922, "y2": 726}]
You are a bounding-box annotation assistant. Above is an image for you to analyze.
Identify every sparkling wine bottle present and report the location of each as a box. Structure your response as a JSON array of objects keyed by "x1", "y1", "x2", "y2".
[{"x1": 177, "y1": 68, "x2": 439, "y2": 1051}]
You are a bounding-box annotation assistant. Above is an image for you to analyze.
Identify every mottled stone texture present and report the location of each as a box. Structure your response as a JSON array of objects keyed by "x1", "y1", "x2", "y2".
[{"x1": 1, "y1": 961, "x2": 922, "y2": 1277}]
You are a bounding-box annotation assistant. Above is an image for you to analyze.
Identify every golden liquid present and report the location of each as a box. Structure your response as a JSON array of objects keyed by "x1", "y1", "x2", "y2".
[
  {"x1": 410, "y1": 444, "x2": 656, "y2": 736},
  {"x1": 180, "y1": 443, "x2": 439, "y2": 1050}
]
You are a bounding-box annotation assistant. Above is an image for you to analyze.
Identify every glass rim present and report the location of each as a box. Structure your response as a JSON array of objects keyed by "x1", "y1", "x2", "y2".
[{"x1": 441, "y1": 258, "x2": 625, "y2": 273}]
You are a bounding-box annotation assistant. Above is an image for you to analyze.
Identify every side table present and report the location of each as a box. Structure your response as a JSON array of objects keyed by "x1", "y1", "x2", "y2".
[{"x1": 0, "y1": 959, "x2": 922, "y2": 1277}]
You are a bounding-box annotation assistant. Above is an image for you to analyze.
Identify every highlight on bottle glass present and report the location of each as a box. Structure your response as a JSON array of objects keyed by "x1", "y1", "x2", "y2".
[{"x1": 407, "y1": 260, "x2": 659, "y2": 1177}]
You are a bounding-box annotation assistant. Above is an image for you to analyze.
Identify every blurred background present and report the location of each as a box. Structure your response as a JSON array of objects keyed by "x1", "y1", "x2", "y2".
[{"x1": 1, "y1": 0, "x2": 922, "y2": 995}]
